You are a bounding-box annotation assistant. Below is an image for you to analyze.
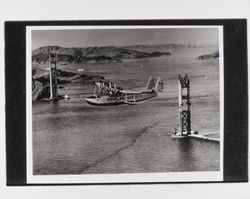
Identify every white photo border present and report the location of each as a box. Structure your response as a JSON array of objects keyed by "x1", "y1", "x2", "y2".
[{"x1": 26, "y1": 25, "x2": 224, "y2": 184}]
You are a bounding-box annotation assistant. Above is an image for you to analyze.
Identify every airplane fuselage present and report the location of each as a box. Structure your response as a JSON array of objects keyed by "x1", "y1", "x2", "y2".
[{"x1": 85, "y1": 91, "x2": 157, "y2": 106}]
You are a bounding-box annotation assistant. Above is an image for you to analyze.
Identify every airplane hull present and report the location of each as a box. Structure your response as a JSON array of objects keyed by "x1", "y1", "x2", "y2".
[{"x1": 85, "y1": 92, "x2": 156, "y2": 106}]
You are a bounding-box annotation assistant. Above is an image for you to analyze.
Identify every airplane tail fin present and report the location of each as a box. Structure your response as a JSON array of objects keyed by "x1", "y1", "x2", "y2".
[
  {"x1": 146, "y1": 76, "x2": 155, "y2": 90},
  {"x1": 146, "y1": 76, "x2": 164, "y2": 92}
]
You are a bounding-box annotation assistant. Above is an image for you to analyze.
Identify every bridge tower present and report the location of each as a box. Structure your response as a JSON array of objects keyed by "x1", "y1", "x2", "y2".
[
  {"x1": 49, "y1": 53, "x2": 58, "y2": 100},
  {"x1": 178, "y1": 74, "x2": 191, "y2": 135}
]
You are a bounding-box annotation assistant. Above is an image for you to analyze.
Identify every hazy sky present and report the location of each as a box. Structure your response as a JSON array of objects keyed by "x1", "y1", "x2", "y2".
[{"x1": 32, "y1": 28, "x2": 219, "y2": 49}]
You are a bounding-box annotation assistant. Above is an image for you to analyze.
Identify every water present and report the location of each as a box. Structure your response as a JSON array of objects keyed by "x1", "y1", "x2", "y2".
[{"x1": 32, "y1": 47, "x2": 220, "y2": 175}]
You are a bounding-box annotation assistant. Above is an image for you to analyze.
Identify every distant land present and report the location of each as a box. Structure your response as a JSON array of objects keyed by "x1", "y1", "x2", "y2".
[
  {"x1": 32, "y1": 67, "x2": 105, "y2": 101},
  {"x1": 124, "y1": 43, "x2": 213, "y2": 53},
  {"x1": 32, "y1": 45, "x2": 170, "y2": 64},
  {"x1": 32, "y1": 43, "x2": 216, "y2": 64},
  {"x1": 196, "y1": 51, "x2": 219, "y2": 60}
]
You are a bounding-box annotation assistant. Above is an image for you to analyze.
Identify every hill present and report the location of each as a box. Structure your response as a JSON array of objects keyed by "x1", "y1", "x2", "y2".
[
  {"x1": 196, "y1": 51, "x2": 219, "y2": 60},
  {"x1": 32, "y1": 45, "x2": 171, "y2": 64},
  {"x1": 124, "y1": 43, "x2": 203, "y2": 53},
  {"x1": 32, "y1": 67, "x2": 105, "y2": 101}
]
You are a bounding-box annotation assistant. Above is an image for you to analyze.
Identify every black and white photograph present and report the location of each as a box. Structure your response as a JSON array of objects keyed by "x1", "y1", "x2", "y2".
[
  {"x1": 2, "y1": 0, "x2": 250, "y2": 198},
  {"x1": 26, "y1": 26, "x2": 223, "y2": 183}
]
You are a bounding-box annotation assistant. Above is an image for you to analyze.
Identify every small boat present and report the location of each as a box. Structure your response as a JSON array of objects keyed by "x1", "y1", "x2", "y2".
[{"x1": 64, "y1": 95, "x2": 71, "y2": 100}]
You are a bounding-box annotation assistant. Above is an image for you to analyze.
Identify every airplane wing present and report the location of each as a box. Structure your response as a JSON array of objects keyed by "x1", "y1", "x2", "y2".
[{"x1": 119, "y1": 90, "x2": 141, "y2": 94}]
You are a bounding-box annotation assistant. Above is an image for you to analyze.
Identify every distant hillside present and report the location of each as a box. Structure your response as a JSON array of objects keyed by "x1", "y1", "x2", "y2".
[
  {"x1": 32, "y1": 45, "x2": 171, "y2": 64},
  {"x1": 124, "y1": 43, "x2": 208, "y2": 53},
  {"x1": 196, "y1": 51, "x2": 219, "y2": 60}
]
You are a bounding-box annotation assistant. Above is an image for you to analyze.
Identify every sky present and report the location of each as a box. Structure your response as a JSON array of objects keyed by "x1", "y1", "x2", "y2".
[{"x1": 32, "y1": 28, "x2": 219, "y2": 49}]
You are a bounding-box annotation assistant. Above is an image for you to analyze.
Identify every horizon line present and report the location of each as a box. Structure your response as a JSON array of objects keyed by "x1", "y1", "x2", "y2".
[{"x1": 32, "y1": 42, "x2": 219, "y2": 50}]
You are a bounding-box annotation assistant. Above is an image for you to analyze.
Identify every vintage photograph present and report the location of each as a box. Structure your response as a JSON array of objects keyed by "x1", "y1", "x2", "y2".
[{"x1": 27, "y1": 26, "x2": 223, "y2": 183}]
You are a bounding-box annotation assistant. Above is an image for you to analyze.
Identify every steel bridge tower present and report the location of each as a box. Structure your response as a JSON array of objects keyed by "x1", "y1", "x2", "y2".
[
  {"x1": 49, "y1": 53, "x2": 58, "y2": 100},
  {"x1": 178, "y1": 74, "x2": 191, "y2": 135}
]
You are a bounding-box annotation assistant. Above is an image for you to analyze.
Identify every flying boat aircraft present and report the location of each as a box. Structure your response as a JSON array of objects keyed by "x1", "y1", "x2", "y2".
[{"x1": 85, "y1": 76, "x2": 164, "y2": 106}]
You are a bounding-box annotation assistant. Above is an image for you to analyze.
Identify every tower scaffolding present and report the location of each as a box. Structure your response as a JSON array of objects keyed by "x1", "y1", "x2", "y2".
[
  {"x1": 172, "y1": 74, "x2": 191, "y2": 138},
  {"x1": 49, "y1": 53, "x2": 58, "y2": 100}
]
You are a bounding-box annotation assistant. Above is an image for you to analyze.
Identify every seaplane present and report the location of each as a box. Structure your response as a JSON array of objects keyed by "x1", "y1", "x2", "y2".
[{"x1": 85, "y1": 76, "x2": 164, "y2": 106}]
